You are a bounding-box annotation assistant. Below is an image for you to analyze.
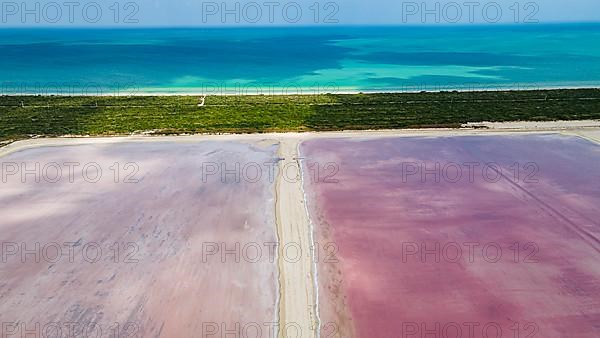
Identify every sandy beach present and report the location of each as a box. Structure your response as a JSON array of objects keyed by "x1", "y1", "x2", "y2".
[{"x1": 6, "y1": 84, "x2": 600, "y2": 97}]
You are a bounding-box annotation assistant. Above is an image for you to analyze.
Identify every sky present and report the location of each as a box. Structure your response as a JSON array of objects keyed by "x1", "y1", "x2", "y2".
[{"x1": 0, "y1": 0, "x2": 599, "y2": 26}]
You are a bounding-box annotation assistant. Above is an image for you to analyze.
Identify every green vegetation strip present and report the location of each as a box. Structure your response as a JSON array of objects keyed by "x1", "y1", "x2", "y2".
[{"x1": 1, "y1": 89, "x2": 600, "y2": 142}]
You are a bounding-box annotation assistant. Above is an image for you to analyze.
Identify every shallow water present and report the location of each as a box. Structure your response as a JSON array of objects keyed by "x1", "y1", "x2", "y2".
[
  {"x1": 0, "y1": 140, "x2": 280, "y2": 336},
  {"x1": 1, "y1": 24, "x2": 600, "y2": 94},
  {"x1": 302, "y1": 134, "x2": 600, "y2": 337}
]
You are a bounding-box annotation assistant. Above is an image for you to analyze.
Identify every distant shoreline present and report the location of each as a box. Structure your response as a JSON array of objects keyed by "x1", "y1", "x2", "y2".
[{"x1": 3, "y1": 85, "x2": 600, "y2": 97}]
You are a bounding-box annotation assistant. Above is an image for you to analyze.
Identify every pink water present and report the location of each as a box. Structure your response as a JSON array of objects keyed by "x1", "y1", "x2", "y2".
[
  {"x1": 302, "y1": 135, "x2": 600, "y2": 338},
  {"x1": 0, "y1": 140, "x2": 279, "y2": 337}
]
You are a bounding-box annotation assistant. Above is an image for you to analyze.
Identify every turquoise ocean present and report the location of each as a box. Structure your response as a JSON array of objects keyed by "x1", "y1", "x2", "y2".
[{"x1": 1, "y1": 24, "x2": 599, "y2": 94}]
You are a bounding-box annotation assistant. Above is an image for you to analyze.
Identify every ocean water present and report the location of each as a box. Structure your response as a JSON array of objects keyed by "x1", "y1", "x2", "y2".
[{"x1": 1, "y1": 24, "x2": 599, "y2": 95}]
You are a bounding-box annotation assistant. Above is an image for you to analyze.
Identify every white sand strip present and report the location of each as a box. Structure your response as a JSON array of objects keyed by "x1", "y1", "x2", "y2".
[
  {"x1": 464, "y1": 120, "x2": 600, "y2": 130},
  {"x1": 275, "y1": 138, "x2": 319, "y2": 338}
]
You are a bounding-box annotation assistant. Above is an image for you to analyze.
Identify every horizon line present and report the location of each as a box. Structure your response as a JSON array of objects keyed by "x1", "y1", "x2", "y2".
[{"x1": 1, "y1": 21, "x2": 600, "y2": 29}]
